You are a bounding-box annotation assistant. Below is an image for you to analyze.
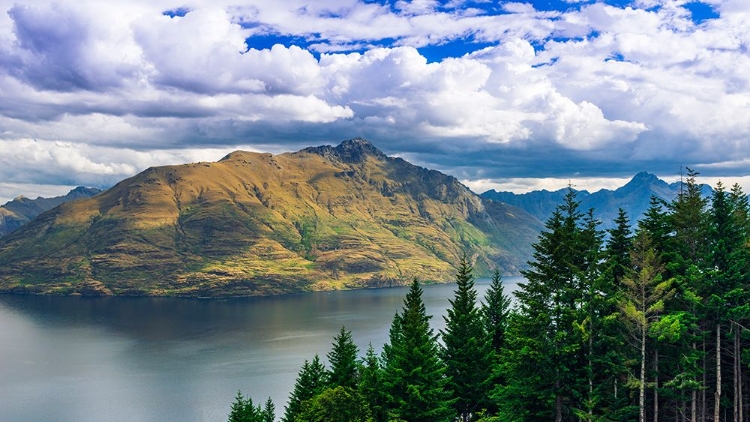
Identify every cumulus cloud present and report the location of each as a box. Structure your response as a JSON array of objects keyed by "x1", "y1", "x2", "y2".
[{"x1": 0, "y1": 0, "x2": 748, "y2": 199}]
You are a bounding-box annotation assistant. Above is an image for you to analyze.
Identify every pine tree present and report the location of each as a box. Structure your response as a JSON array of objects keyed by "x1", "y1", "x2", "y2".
[
  {"x1": 283, "y1": 355, "x2": 328, "y2": 422},
  {"x1": 382, "y1": 278, "x2": 454, "y2": 422},
  {"x1": 620, "y1": 231, "x2": 675, "y2": 422},
  {"x1": 229, "y1": 390, "x2": 262, "y2": 422},
  {"x1": 727, "y1": 183, "x2": 750, "y2": 422},
  {"x1": 261, "y1": 397, "x2": 275, "y2": 422},
  {"x1": 441, "y1": 254, "x2": 493, "y2": 421},
  {"x1": 606, "y1": 208, "x2": 632, "y2": 286},
  {"x1": 359, "y1": 344, "x2": 387, "y2": 422},
  {"x1": 498, "y1": 189, "x2": 588, "y2": 421},
  {"x1": 328, "y1": 326, "x2": 359, "y2": 390},
  {"x1": 482, "y1": 269, "x2": 512, "y2": 353}
]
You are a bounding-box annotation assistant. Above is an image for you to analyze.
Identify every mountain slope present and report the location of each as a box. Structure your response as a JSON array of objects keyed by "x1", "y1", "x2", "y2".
[
  {"x1": 0, "y1": 139, "x2": 542, "y2": 296},
  {"x1": 0, "y1": 187, "x2": 102, "y2": 237},
  {"x1": 481, "y1": 172, "x2": 713, "y2": 229}
]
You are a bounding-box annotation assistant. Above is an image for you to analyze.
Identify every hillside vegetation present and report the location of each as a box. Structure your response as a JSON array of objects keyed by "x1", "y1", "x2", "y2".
[{"x1": 0, "y1": 139, "x2": 541, "y2": 296}]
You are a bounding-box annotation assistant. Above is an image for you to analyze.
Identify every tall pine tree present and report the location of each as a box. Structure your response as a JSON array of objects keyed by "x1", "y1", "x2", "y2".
[
  {"x1": 482, "y1": 269, "x2": 512, "y2": 354},
  {"x1": 328, "y1": 326, "x2": 359, "y2": 390},
  {"x1": 498, "y1": 189, "x2": 589, "y2": 422},
  {"x1": 382, "y1": 278, "x2": 454, "y2": 422},
  {"x1": 441, "y1": 254, "x2": 493, "y2": 421},
  {"x1": 359, "y1": 344, "x2": 387, "y2": 422},
  {"x1": 283, "y1": 355, "x2": 328, "y2": 422}
]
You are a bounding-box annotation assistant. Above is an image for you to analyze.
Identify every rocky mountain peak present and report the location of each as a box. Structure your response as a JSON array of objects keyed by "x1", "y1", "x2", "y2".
[{"x1": 302, "y1": 138, "x2": 387, "y2": 164}]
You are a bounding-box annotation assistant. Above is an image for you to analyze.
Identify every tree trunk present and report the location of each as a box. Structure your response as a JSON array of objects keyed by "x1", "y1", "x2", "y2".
[
  {"x1": 702, "y1": 338, "x2": 707, "y2": 422},
  {"x1": 716, "y1": 324, "x2": 722, "y2": 422},
  {"x1": 589, "y1": 323, "x2": 593, "y2": 420},
  {"x1": 732, "y1": 321, "x2": 740, "y2": 422},
  {"x1": 556, "y1": 379, "x2": 562, "y2": 422},
  {"x1": 641, "y1": 326, "x2": 647, "y2": 422},
  {"x1": 654, "y1": 350, "x2": 659, "y2": 422},
  {"x1": 739, "y1": 329, "x2": 742, "y2": 422},
  {"x1": 693, "y1": 341, "x2": 698, "y2": 422}
]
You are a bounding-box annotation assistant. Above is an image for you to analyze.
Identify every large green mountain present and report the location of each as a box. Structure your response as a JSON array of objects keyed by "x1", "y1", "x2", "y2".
[
  {"x1": 0, "y1": 186, "x2": 102, "y2": 237},
  {"x1": 0, "y1": 139, "x2": 542, "y2": 297}
]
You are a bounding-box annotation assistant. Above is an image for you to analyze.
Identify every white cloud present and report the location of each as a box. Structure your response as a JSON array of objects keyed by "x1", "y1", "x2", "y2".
[{"x1": 0, "y1": 0, "x2": 748, "y2": 198}]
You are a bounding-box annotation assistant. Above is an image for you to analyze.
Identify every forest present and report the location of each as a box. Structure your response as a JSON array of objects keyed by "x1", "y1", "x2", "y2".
[{"x1": 229, "y1": 169, "x2": 750, "y2": 422}]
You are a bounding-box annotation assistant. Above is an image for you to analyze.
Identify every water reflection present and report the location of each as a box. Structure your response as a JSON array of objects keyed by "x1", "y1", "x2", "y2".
[{"x1": 0, "y1": 277, "x2": 521, "y2": 422}]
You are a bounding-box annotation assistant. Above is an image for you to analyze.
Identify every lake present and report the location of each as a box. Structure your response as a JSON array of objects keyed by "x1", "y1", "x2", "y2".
[{"x1": 0, "y1": 277, "x2": 522, "y2": 422}]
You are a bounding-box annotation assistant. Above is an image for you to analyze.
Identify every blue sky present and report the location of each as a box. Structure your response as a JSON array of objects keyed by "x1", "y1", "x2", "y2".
[{"x1": 0, "y1": 0, "x2": 747, "y2": 202}]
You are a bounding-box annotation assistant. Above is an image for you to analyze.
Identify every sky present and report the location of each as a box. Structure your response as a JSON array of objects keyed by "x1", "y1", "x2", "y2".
[{"x1": 0, "y1": 0, "x2": 748, "y2": 204}]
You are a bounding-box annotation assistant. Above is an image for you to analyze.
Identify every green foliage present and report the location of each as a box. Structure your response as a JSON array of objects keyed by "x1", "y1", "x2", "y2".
[
  {"x1": 382, "y1": 278, "x2": 455, "y2": 422},
  {"x1": 327, "y1": 326, "x2": 359, "y2": 390},
  {"x1": 359, "y1": 344, "x2": 388, "y2": 422},
  {"x1": 482, "y1": 269, "x2": 512, "y2": 353},
  {"x1": 229, "y1": 391, "x2": 274, "y2": 422},
  {"x1": 441, "y1": 254, "x2": 494, "y2": 421},
  {"x1": 282, "y1": 355, "x2": 328, "y2": 422},
  {"x1": 249, "y1": 172, "x2": 750, "y2": 422},
  {"x1": 296, "y1": 386, "x2": 373, "y2": 422}
]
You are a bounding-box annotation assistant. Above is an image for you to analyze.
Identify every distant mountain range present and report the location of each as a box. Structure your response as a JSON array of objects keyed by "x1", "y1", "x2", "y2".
[
  {"x1": 0, "y1": 186, "x2": 102, "y2": 237},
  {"x1": 481, "y1": 171, "x2": 713, "y2": 230},
  {"x1": 0, "y1": 139, "x2": 542, "y2": 297}
]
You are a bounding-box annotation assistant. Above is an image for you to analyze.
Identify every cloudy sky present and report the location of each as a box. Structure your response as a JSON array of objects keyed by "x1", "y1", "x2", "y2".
[{"x1": 0, "y1": 0, "x2": 748, "y2": 203}]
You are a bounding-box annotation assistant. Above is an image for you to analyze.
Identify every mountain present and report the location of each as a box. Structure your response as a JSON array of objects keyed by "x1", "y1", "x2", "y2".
[
  {"x1": 0, "y1": 139, "x2": 543, "y2": 297},
  {"x1": 0, "y1": 186, "x2": 102, "y2": 237},
  {"x1": 481, "y1": 171, "x2": 713, "y2": 230}
]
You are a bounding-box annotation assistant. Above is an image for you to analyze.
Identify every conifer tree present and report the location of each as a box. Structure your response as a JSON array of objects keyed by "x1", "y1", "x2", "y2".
[
  {"x1": 261, "y1": 397, "x2": 275, "y2": 422},
  {"x1": 282, "y1": 355, "x2": 328, "y2": 422},
  {"x1": 606, "y1": 208, "x2": 632, "y2": 286},
  {"x1": 327, "y1": 326, "x2": 359, "y2": 390},
  {"x1": 620, "y1": 232, "x2": 675, "y2": 422},
  {"x1": 229, "y1": 391, "x2": 264, "y2": 422},
  {"x1": 727, "y1": 183, "x2": 750, "y2": 422},
  {"x1": 359, "y1": 344, "x2": 387, "y2": 422},
  {"x1": 382, "y1": 278, "x2": 454, "y2": 422},
  {"x1": 441, "y1": 254, "x2": 493, "y2": 421},
  {"x1": 482, "y1": 269, "x2": 512, "y2": 353},
  {"x1": 499, "y1": 189, "x2": 588, "y2": 421}
]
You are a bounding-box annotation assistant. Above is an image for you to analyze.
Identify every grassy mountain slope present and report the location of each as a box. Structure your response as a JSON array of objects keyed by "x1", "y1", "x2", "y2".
[
  {"x1": 0, "y1": 187, "x2": 102, "y2": 237},
  {"x1": 0, "y1": 139, "x2": 542, "y2": 297}
]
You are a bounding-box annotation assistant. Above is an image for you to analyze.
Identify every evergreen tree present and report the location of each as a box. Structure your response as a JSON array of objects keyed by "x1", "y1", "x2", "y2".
[
  {"x1": 283, "y1": 355, "x2": 328, "y2": 422},
  {"x1": 229, "y1": 391, "x2": 262, "y2": 422},
  {"x1": 668, "y1": 168, "x2": 710, "y2": 420},
  {"x1": 597, "y1": 209, "x2": 636, "y2": 419},
  {"x1": 382, "y1": 278, "x2": 454, "y2": 422},
  {"x1": 441, "y1": 254, "x2": 493, "y2": 421},
  {"x1": 606, "y1": 208, "x2": 632, "y2": 286},
  {"x1": 727, "y1": 183, "x2": 750, "y2": 422},
  {"x1": 482, "y1": 269, "x2": 512, "y2": 353},
  {"x1": 262, "y1": 397, "x2": 275, "y2": 422},
  {"x1": 328, "y1": 326, "x2": 359, "y2": 390},
  {"x1": 498, "y1": 189, "x2": 588, "y2": 421},
  {"x1": 620, "y1": 231, "x2": 675, "y2": 422},
  {"x1": 481, "y1": 269, "x2": 513, "y2": 417},
  {"x1": 359, "y1": 344, "x2": 387, "y2": 422}
]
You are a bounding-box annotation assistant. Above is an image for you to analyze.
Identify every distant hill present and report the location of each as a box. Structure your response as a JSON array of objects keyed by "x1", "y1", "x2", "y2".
[
  {"x1": 481, "y1": 172, "x2": 713, "y2": 230},
  {"x1": 0, "y1": 139, "x2": 542, "y2": 297},
  {"x1": 0, "y1": 186, "x2": 102, "y2": 237}
]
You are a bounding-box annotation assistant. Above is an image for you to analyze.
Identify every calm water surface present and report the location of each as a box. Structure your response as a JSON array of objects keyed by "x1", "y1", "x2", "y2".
[{"x1": 0, "y1": 277, "x2": 522, "y2": 422}]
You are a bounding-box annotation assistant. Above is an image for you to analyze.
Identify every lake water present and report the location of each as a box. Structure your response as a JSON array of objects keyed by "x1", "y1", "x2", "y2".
[{"x1": 0, "y1": 277, "x2": 522, "y2": 422}]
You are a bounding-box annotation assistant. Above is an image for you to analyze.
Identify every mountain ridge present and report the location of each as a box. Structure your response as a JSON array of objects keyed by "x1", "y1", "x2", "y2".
[
  {"x1": 0, "y1": 139, "x2": 542, "y2": 297},
  {"x1": 481, "y1": 171, "x2": 713, "y2": 229},
  {"x1": 0, "y1": 186, "x2": 102, "y2": 237}
]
